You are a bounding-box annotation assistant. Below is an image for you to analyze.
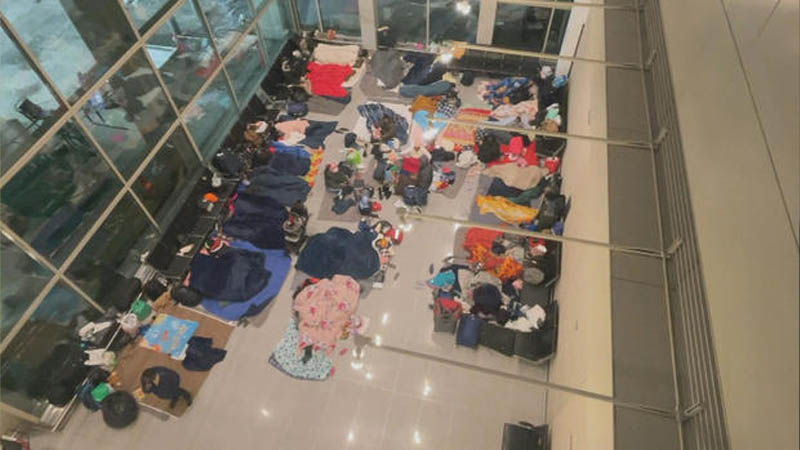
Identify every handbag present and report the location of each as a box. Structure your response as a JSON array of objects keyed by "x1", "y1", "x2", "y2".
[
  {"x1": 455, "y1": 314, "x2": 483, "y2": 348},
  {"x1": 479, "y1": 322, "x2": 516, "y2": 356},
  {"x1": 433, "y1": 297, "x2": 462, "y2": 333},
  {"x1": 502, "y1": 422, "x2": 548, "y2": 450}
]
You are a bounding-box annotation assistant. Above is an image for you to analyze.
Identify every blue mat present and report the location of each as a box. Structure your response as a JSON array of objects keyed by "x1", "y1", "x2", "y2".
[{"x1": 201, "y1": 240, "x2": 292, "y2": 321}]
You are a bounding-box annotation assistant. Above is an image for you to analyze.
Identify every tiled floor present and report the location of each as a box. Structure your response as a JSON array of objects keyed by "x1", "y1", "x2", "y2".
[{"x1": 31, "y1": 75, "x2": 549, "y2": 449}]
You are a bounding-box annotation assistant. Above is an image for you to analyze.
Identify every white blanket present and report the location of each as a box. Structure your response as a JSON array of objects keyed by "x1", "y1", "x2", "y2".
[{"x1": 312, "y1": 43, "x2": 360, "y2": 66}]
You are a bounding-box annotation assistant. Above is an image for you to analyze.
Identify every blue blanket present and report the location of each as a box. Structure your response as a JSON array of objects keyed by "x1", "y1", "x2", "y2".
[
  {"x1": 202, "y1": 241, "x2": 292, "y2": 321},
  {"x1": 247, "y1": 166, "x2": 311, "y2": 206},
  {"x1": 189, "y1": 247, "x2": 271, "y2": 302},
  {"x1": 223, "y1": 192, "x2": 288, "y2": 250},
  {"x1": 296, "y1": 227, "x2": 380, "y2": 280}
]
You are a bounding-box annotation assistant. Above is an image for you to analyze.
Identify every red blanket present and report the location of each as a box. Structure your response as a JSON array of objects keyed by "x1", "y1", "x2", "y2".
[{"x1": 307, "y1": 62, "x2": 353, "y2": 98}]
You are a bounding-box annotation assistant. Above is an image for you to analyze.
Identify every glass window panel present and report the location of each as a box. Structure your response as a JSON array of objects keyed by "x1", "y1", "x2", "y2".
[
  {"x1": 0, "y1": 0, "x2": 137, "y2": 102},
  {"x1": 197, "y1": 0, "x2": 255, "y2": 57},
  {"x1": 430, "y1": 0, "x2": 479, "y2": 44},
  {"x1": 80, "y1": 51, "x2": 177, "y2": 178},
  {"x1": 0, "y1": 120, "x2": 122, "y2": 266},
  {"x1": 259, "y1": 0, "x2": 292, "y2": 65},
  {"x1": 253, "y1": 0, "x2": 268, "y2": 13},
  {"x1": 66, "y1": 195, "x2": 158, "y2": 302},
  {"x1": 0, "y1": 28, "x2": 65, "y2": 168},
  {"x1": 296, "y1": 0, "x2": 320, "y2": 30},
  {"x1": 185, "y1": 73, "x2": 237, "y2": 158},
  {"x1": 146, "y1": 1, "x2": 218, "y2": 109},
  {"x1": 493, "y1": 4, "x2": 552, "y2": 52},
  {"x1": 377, "y1": 0, "x2": 426, "y2": 45},
  {"x1": 226, "y1": 32, "x2": 268, "y2": 103},
  {"x1": 123, "y1": 0, "x2": 173, "y2": 31},
  {"x1": 0, "y1": 282, "x2": 100, "y2": 416},
  {"x1": 0, "y1": 235, "x2": 53, "y2": 341},
  {"x1": 545, "y1": 9, "x2": 571, "y2": 55},
  {"x1": 133, "y1": 128, "x2": 201, "y2": 226},
  {"x1": 319, "y1": 0, "x2": 361, "y2": 37}
]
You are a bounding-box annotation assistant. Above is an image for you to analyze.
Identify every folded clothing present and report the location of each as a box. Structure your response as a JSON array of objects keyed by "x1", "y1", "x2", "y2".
[
  {"x1": 296, "y1": 227, "x2": 380, "y2": 280},
  {"x1": 189, "y1": 247, "x2": 271, "y2": 302},
  {"x1": 307, "y1": 62, "x2": 353, "y2": 98}
]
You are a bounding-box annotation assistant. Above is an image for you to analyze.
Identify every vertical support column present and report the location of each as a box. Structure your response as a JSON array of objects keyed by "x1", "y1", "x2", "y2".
[
  {"x1": 476, "y1": 0, "x2": 498, "y2": 45},
  {"x1": 556, "y1": 4, "x2": 590, "y2": 75},
  {"x1": 358, "y1": 0, "x2": 378, "y2": 49}
]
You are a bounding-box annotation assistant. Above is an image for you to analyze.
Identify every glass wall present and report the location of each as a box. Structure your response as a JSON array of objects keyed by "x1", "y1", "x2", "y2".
[
  {"x1": 377, "y1": 0, "x2": 426, "y2": 45},
  {"x1": 319, "y1": 0, "x2": 361, "y2": 37},
  {"x1": 430, "y1": 0, "x2": 479, "y2": 44},
  {"x1": 493, "y1": 2, "x2": 572, "y2": 54},
  {"x1": 260, "y1": 0, "x2": 293, "y2": 66},
  {"x1": 0, "y1": 0, "x2": 290, "y2": 420}
]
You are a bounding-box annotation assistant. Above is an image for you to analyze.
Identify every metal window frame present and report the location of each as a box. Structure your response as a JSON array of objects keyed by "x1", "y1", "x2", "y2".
[{"x1": 0, "y1": 0, "x2": 281, "y2": 359}]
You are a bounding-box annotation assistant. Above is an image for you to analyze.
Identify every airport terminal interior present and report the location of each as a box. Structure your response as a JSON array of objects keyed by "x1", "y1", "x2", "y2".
[{"x1": 0, "y1": 0, "x2": 797, "y2": 449}]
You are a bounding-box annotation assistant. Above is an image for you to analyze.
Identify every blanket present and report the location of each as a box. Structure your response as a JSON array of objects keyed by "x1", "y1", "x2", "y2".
[
  {"x1": 357, "y1": 103, "x2": 410, "y2": 144},
  {"x1": 307, "y1": 62, "x2": 353, "y2": 98},
  {"x1": 202, "y1": 242, "x2": 292, "y2": 321},
  {"x1": 223, "y1": 192, "x2": 288, "y2": 249},
  {"x1": 189, "y1": 247, "x2": 271, "y2": 302},
  {"x1": 247, "y1": 166, "x2": 311, "y2": 206},
  {"x1": 370, "y1": 49, "x2": 405, "y2": 88},
  {"x1": 269, "y1": 145, "x2": 311, "y2": 176},
  {"x1": 401, "y1": 53, "x2": 446, "y2": 86},
  {"x1": 437, "y1": 108, "x2": 491, "y2": 148},
  {"x1": 141, "y1": 314, "x2": 199, "y2": 358},
  {"x1": 476, "y1": 195, "x2": 539, "y2": 224},
  {"x1": 269, "y1": 319, "x2": 333, "y2": 381},
  {"x1": 478, "y1": 77, "x2": 534, "y2": 107},
  {"x1": 312, "y1": 43, "x2": 360, "y2": 66},
  {"x1": 296, "y1": 227, "x2": 380, "y2": 280},
  {"x1": 294, "y1": 275, "x2": 360, "y2": 354}
]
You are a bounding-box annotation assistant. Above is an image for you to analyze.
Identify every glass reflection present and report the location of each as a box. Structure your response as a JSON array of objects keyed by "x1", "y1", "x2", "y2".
[
  {"x1": 430, "y1": 0, "x2": 479, "y2": 44},
  {"x1": 0, "y1": 120, "x2": 121, "y2": 266},
  {"x1": 123, "y1": 0, "x2": 173, "y2": 31},
  {"x1": 66, "y1": 194, "x2": 158, "y2": 302},
  {"x1": 146, "y1": 0, "x2": 219, "y2": 109},
  {"x1": 493, "y1": 4, "x2": 552, "y2": 52},
  {"x1": 0, "y1": 283, "x2": 101, "y2": 416},
  {"x1": 80, "y1": 51, "x2": 176, "y2": 178},
  {"x1": 0, "y1": 27, "x2": 64, "y2": 168},
  {"x1": 0, "y1": 235, "x2": 53, "y2": 340},
  {"x1": 319, "y1": 0, "x2": 361, "y2": 37},
  {"x1": 133, "y1": 127, "x2": 201, "y2": 226},
  {"x1": 226, "y1": 32, "x2": 268, "y2": 103},
  {"x1": 377, "y1": 0, "x2": 426, "y2": 45},
  {"x1": 259, "y1": 0, "x2": 292, "y2": 66},
  {"x1": 0, "y1": 0, "x2": 137, "y2": 102},
  {"x1": 185, "y1": 73, "x2": 237, "y2": 158},
  {"x1": 197, "y1": 0, "x2": 254, "y2": 57},
  {"x1": 295, "y1": 0, "x2": 320, "y2": 31}
]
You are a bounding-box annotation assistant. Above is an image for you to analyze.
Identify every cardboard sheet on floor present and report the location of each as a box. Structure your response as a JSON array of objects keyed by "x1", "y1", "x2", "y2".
[{"x1": 114, "y1": 300, "x2": 233, "y2": 417}]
